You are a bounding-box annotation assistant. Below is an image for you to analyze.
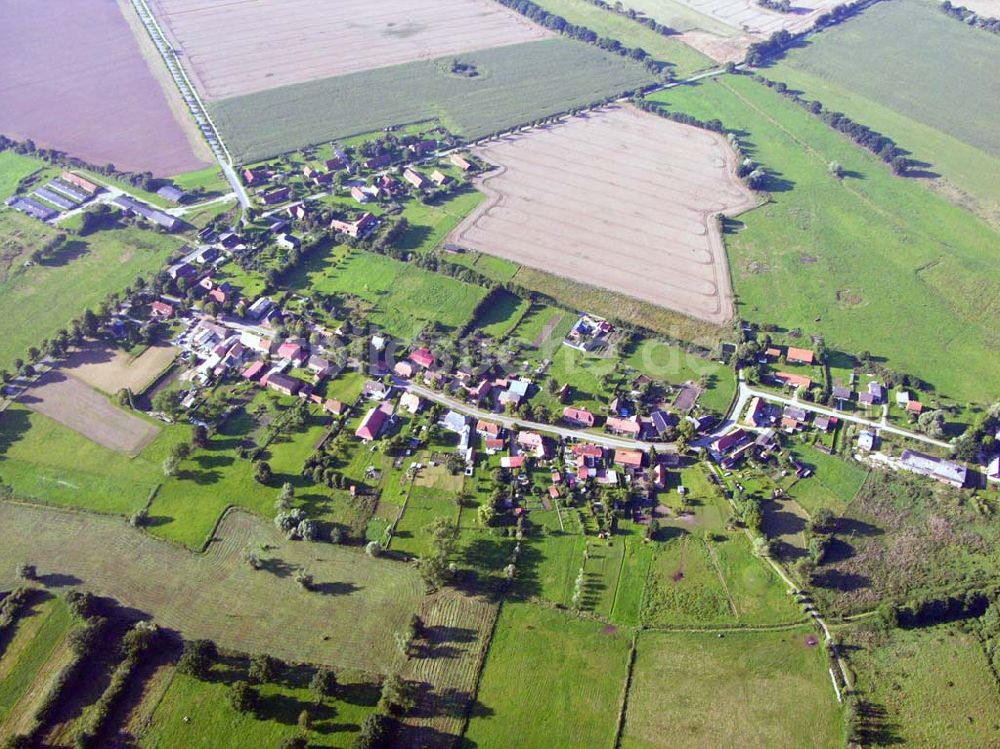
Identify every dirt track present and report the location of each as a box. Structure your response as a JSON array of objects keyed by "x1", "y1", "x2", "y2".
[
  {"x1": 148, "y1": 0, "x2": 552, "y2": 100},
  {"x1": 0, "y1": 0, "x2": 210, "y2": 175},
  {"x1": 451, "y1": 105, "x2": 758, "y2": 325},
  {"x1": 18, "y1": 371, "x2": 160, "y2": 456}
]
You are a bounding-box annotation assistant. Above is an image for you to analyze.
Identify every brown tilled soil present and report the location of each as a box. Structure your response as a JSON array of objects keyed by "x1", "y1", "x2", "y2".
[
  {"x1": 148, "y1": 0, "x2": 552, "y2": 100},
  {"x1": 61, "y1": 342, "x2": 177, "y2": 395},
  {"x1": 18, "y1": 370, "x2": 160, "y2": 456},
  {"x1": 452, "y1": 105, "x2": 758, "y2": 325},
  {"x1": 0, "y1": 0, "x2": 210, "y2": 175}
]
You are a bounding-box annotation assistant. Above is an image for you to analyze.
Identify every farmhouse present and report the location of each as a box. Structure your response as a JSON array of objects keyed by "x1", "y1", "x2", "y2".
[
  {"x1": 356, "y1": 402, "x2": 392, "y2": 442},
  {"x1": 277, "y1": 341, "x2": 306, "y2": 364},
  {"x1": 858, "y1": 430, "x2": 876, "y2": 451},
  {"x1": 399, "y1": 392, "x2": 422, "y2": 414},
  {"x1": 614, "y1": 449, "x2": 644, "y2": 469},
  {"x1": 744, "y1": 396, "x2": 768, "y2": 427},
  {"x1": 324, "y1": 398, "x2": 347, "y2": 416},
  {"x1": 477, "y1": 420, "x2": 501, "y2": 438},
  {"x1": 774, "y1": 372, "x2": 812, "y2": 389},
  {"x1": 150, "y1": 301, "x2": 174, "y2": 318},
  {"x1": 517, "y1": 431, "x2": 546, "y2": 458},
  {"x1": 714, "y1": 429, "x2": 750, "y2": 454},
  {"x1": 430, "y1": 170, "x2": 451, "y2": 186},
  {"x1": 450, "y1": 153, "x2": 473, "y2": 171},
  {"x1": 563, "y1": 406, "x2": 595, "y2": 428},
  {"x1": 832, "y1": 386, "x2": 853, "y2": 403},
  {"x1": 606, "y1": 416, "x2": 640, "y2": 436},
  {"x1": 899, "y1": 449, "x2": 967, "y2": 488},
  {"x1": 362, "y1": 380, "x2": 389, "y2": 400},
  {"x1": 484, "y1": 437, "x2": 506, "y2": 454},
  {"x1": 365, "y1": 154, "x2": 393, "y2": 170},
  {"x1": 261, "y1": 186, "x2": 291, "y2": 205},
  {"x1": 350, "y1": 185, "x2": 369, "y2": 203},
  {"x1": 403, "y1": 168, "x2": 429, "y2": 189},
  {"x1": 329, "y1": 212, "x2": 377, "y2": 238},
  {"x1": 440, "y1": 410, "x2": 468, "y2": 434},
  {"x1": 501, "y1": 455, "x2": 525, "y2": 470},
  {"x1": 241, "y1": 361, "x2": 264, "y2": 382},
  {"x1": 263, "y1": 372, "x2": 302, "y2": 397},
  {"x1": 410, "y1": 348, "x2": 435, "y2": 369},
  {"x1": 786, "y1": 347, "x2": 815, "y2": 365}
]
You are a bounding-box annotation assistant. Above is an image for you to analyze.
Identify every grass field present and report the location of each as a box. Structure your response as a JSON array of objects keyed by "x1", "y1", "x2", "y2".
[
  {"x1": 210, "y1": 39, "x2": 657, "y2": 163},
  {"x1": 769, "y1": 0, "x2": 1000, "y2": 225},
  {"x1": 462, "y1": 602, "x2": 631, "y2": 749},
  {"x1": 139, "y1": 660, "x2": 377, "y2": 749},
  {"x1": 648, "y1": 75, "x2": 1000, "y2": 403},
  {"x1": 399, "y1": 187, "x2": 486, "y2": 256},
  {"x1": 0, "y1": 404, "x2": 186, "y2": 515},
  {"x1": 0, "y1": 503, "x2": 423, "y2": 671},
  {"x1": 529, "y1": 0, "x2": 713, "y2": 76},
  {"x1": 785, "y1": 445, "x2": 868, "y2": 516},
  {"x1": 0, "y1": 222, "x2": 185, "y2": 374},
  {"x1": 283, "y1": 248, "x2": 487, "y2": 339},
  {"x1": 845, "y1": 623, "x2": 1000, "y2": 748},
  {"x1": 0, "y1": 593, "x2": 73, "y2": 733},
  {"x1": 472, "y1": 288, "x2": 530, "y2": 339},
  {"x1": 0, "y1": 152, "x2": 47, "y2": 200},
  {"x1": 626, "y1": 338, "x2": 736, "y2": 414},
  {"x1": 622, "y1": 628, "x2": 842, "y2": 748}
]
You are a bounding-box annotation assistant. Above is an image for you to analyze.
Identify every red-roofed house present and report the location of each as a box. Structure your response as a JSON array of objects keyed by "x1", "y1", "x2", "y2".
[
  {"x1": 477, "y1": 420, "x2": 500, "y2": 437},
  {"x1": 500, "y1": 455, "x2": 524, "y2": 469},
  {"x1": 563, "y1": 406, "x2": 595, "y2": 428},
  {"x1": 786, "y1": 347, "x2": 814, "y2": 365},
  {"x1": 355, "y1": 403, "x2": 391, "y2": 441},
  {"x1": 614, "y1": 450, "x2": 644, "y2": 469},
  {"x1": 606, "y1": 416, "x2": 640, "y2": 436},
  {"x1": 410, "y1": 348, "x2": 434, "y2": 369},
  {"x1": 324, "y1": 399, "x2": 346, "y2": 416},
  {"x1": 714, "y1": 429, "x2": 750, "y2": 454},
  {"x1": 907, "y1": 400, "x2": 924, "y2": 414},
  {"x1": 150, "y1": 301, "x2": 174, "y2": 318},
  {"x1": 517, "y1": 431, "x2": 546, "y2": 457},
  {"x1": 774, "y1": 372, "x2": 812, "y2": 389},
  {"x1": 242, "y1": 361, "x2": 264, "y2": 381},
  {"x1": 484, "y1": 437, "x2": 505, "y2": 454},
  {"x1": 277, "y1": 341, "x2": 306, "y2": 364},
  {"x1": 548, "y1": 485, "x2": 561, "y2": 499}
]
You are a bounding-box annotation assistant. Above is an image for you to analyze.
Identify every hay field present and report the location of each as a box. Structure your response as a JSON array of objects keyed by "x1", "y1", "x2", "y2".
[
  {"x1": 0, "y1": 0, "x2": 209, "y2": 175},
  {"x1": 0, "y1": 504, "x2": 424, "y2": 673},
  {"x1": 18, "y1": 371, "x2": 160, "y2": 456},
  {"x1": 149, "y1": 0, "x2": 551, "y2": 100},
  {"x1": 452, "y1": 105, "x2": 757, "y2": 325},
  {"x1": 61, "y1": 342, "x2": 177, "y2": 395},
  {"x1": 209, "y1": 39, "x2": 657, "y2": 164}
]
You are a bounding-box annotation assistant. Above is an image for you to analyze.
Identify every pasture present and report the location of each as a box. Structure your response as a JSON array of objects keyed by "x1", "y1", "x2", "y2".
[
  {"x1": 283, "y1": 248, "x2": 487, "y2": 339},
  {"x1": 770, "y1": 0, "x2": 1000, "y2": 226},
  {"x1": 0, "y1": 152, "x2": 47, "y2": 202},
  {"x1": 209, "y1": 39, "x2": 657, "y2": 163},
  {"x1": 845, "y1": 623, "x2": 1000, "y2": 748},
  {"x1": 622, "y1": 628, "x2": 842, "y2": 749},
  {"x1": 648, "y1": 75, "x2": 1000, "y2": 403},
  {"x1": 462, "y1": 602, "x2": 631, "y2": 749},
  {"x1": 149, "y1": 0, "x2": 551, "y2": 100},
  {"x1": 0, "y1": 405, "x2": 184, "y2": 516},
  {"x1": 453, "y1": 105, "x2": 757, "y2": 325},
  {"x1": 529, "y1": 0, "x2": 713, "y2": 76},
  {"x1": 0, "y1": 503, "x2": 424, "y2": 672},
  {"x1": 19, "y1": 371, "x2": 160, "y2": 455},
  {"x1": 0, "y1": 0, "x2": 208, "y2": 175},
  {"x1": 0, "y1": 223, "x2": 184, "y2": 377}
]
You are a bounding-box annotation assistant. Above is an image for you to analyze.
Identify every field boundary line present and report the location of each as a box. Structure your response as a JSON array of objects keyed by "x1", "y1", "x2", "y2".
[
  {"x1": 456, "y1": 597, "x2": 505, "y2": 743},
  {"x1": 641, "y1": 620, "x2": 810, "y2": 633},
  {"x1": 704, "y1": 539, "x2": 739, "y2": 618},
  {"x1": 608, "y1": 536, "x2": 630, "y2": 623},
  {"x1": 613, "y1": 631, "x2": 639, "y2": 749}
]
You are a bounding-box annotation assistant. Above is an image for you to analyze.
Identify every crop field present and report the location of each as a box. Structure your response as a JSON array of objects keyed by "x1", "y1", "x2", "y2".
[
  {"x1": 399, "y1": 592, "x2": 499, "y2": 746},
  {"x1": 463, "y1": 602, "x2": 631, "y2": 749},
  {"x1": 150, "y1": 0, "x2": 550, "y2": 100},
  {"x1": 0, "y1": 0, "x2": 209, "y2": 175},
  {"x1": 622, "y1": 628, "x2": 842, "y2": 749},
  {"x1": 283, "y1": 247, "x2": 487, "y2": 339},
  {"x1": 648, "y1": 75, "x2": 1000, "y2": 403},
  {"x1": 0, "y1": 503, "x2": 423, "y2": 672},
  {"x1": 0, "y1": 223, "x2": 185, "y2": 376},
  {"x1": 529, "y1": 0, "x2": 713, "y2": 76},
  {"x1": 845, "y1": 623, "x2": 1000, "y2": 748},
  {"x1": 62, "y1": 342, "x2": 177, "y2": 395},
  {"x1": 453, "y1": 105, "x2": 757, "y2": 325},
  {"x1": 769, "y1": 0, "x2": 1000, "y2": 226},
  {"x1": 209, "y1": 39, "x2": 657, "y2": 163},
  {"x1": 19, "y1": 371, "x2": 160, "y2": 455}
]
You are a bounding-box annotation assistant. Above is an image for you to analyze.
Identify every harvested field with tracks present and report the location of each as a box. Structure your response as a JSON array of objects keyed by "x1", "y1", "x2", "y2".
[
  {"x1": 61, "y1": 343, "x2": 177, "y2": 395},
  {"x1": 0, "y1": 504, "x2": 424, "y2": 673},
  {"x1": 18, "y1": 371, "x2": 160, "y2": 456},
  {"x1": 149, "y1": 0, "x2": 551, "y2": 100},
  {"x1": 452, "y1": 105, "x2": 757, "y2": 325},
  {"x1": 0, "y1": 0, "x2": 209, "y2": 175}
]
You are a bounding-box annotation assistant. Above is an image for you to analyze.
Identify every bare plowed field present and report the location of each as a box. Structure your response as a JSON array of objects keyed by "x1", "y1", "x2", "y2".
[
  {"x1": 62, "y1": 342, "x2": 177, "y2": 395},
  {"x1": 627, "y1": 0, "x2": 843, "y2": 37},
  {"x1": 0, "y1": 0, "x2": 209, "y2": 175},
  {"x1": 452, "y1": 106, "x2": 757, "y2": 325},
  {"x1": 149, "y1": 0, "x2": 552, "y2": 100},
  {"x1": 0, "y1": 504, "x2": 424, "y2": 672},
  {"x1": 18, "y1": 371, "x2": 159, "y2": 456}
]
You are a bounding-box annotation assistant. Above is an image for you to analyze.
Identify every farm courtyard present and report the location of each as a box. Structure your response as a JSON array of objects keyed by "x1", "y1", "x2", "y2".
[
  {"x1": 452, "y1": 105, "x2": 757, "y2": 325},
  {"x1": 148, "y1": 0, "x2": 552, "y2": 100}
]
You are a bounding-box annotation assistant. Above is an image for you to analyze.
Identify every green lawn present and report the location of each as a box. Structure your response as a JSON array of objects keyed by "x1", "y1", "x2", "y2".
[
  {"x1": 0, "y1": 152, "x2": 48, "y2": 200},
  {"x1": 626, "y1": 338, "x2": 736, "y2": 414},
  {"x1": 462, "y1": 602, "x2": 631, "y2": 749},
  {"x1": 282, "y1": 247, "x2": 487, "y2": 338},
  {"x1": 472, "y1": 288, "x2": 530, "y2": 339},
  {"x1": 140, "y1": 661, "x2": 377, "y2": 749},
  {"x1": 0, "y1": 404, "x2": 186, "y2": 515},
  {"x1": 529, "y1": 0, "x2": 713, "y2": 77},
  {"x1": 390, "y1": 485, "x2": 462, "y2": 558},
  {"x1": 785, "y1": 445, "x2": 868, "y2": 516},
  {"x1": 648, "y1": 74, "x2": 1000, "y2": 403},
  {"x1": 845, "y1": 623, "x2": 1000, "y2": 748},
  {"x1": 398, "y1": 187, "x2": 485, "y2": 255},
  {"x1": 0, "y1": 222, "x2": 185, "y2": 374},
  {"x1": 210, "y1": 39, "x2": 657, "y2": 163},
  {"x1": 622, "y1": 628, "x2": 843, "y2": 749}
]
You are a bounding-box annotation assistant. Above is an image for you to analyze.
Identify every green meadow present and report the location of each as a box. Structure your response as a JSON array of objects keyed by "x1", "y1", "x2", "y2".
[{"x1": 649, "y1": 75, "x2": 1000, "y2": 403}]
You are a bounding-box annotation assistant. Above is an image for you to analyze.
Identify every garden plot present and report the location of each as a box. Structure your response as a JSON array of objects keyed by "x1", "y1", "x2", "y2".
[
  {"x1": 452, "y1": 105, "x2": 757, "y2": 325},
  {"x1": 148, "y1": 0, "x2": 552, "y2": 100},
  {"x1": 18, "y1": 371, "x2": 159, "y2": 456}
]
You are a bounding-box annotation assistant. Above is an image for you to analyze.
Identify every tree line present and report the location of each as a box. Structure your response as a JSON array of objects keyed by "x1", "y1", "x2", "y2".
[
  {"x1": 744, "y1": 0, "x2": 885, "y2": 65},
  {"x1": 940, "y1": 0, "x2": 1000, "y2": 34}
]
